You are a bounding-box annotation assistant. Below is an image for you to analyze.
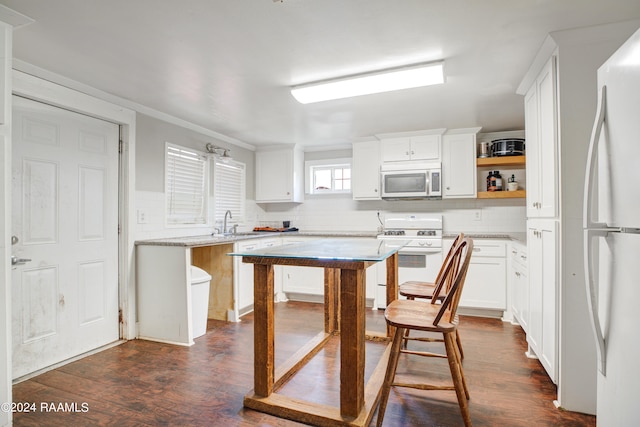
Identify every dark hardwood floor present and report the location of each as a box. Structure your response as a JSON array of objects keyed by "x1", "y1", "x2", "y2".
[{"x1": 13, "y1": 301, "x2": 595, "y2": 426}]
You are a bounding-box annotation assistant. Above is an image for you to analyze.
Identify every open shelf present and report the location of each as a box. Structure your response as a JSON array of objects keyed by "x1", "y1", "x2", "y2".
[
  {"x1": 477, "y1": 190, "x2": 526, "y2": 199},
  {"x1": 476, "y1": 156, "x2": 526, "y2": 168}
]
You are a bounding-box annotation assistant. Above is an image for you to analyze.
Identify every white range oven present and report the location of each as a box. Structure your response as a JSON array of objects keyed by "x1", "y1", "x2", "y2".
[{"x1": 376, "y1": 213, "x2": 443, "y2": 308}]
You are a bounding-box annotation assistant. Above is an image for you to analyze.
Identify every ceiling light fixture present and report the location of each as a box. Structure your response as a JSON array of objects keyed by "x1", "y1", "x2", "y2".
[{"x1": 291, "y1": 61, "x2": 445, "y2": 104}]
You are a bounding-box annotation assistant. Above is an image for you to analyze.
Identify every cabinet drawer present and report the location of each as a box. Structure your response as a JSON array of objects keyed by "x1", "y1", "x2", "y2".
[
  {"x1": 471, "y1": 241, "x2": 506, "y2": 257},
  {"x1": 510, "y1": 245, "x2": 528, "y2": 268}
]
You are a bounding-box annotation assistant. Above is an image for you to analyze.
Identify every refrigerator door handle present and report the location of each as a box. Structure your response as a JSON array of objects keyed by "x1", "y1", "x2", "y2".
[
  {"x1": 584, "y1": 229, "x2": 607, "y2": 374},
  {"x1": 583, "y1": 84, "x2": 609, "y2": 375},
  {"x1": 583, "y1": 85, "x2": 608, "y2": 230}
]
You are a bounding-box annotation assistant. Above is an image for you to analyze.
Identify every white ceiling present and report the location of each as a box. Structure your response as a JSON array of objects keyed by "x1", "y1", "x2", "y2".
[{"x1": 2, "y1": 0, "x2": 640, "y2": 150}]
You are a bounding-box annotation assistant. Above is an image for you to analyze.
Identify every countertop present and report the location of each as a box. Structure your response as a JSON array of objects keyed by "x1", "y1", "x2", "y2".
[
  {"x1": 135, "y1": 230, "x2": 379, "y2": 248},
  {"x1": 443, "y1": 232, "x2": 526, "y2": 244}
]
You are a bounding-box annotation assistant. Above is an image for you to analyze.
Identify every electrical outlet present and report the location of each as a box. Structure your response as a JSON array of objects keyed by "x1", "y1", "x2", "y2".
[
  {"x1": 473, "y1": 209, "x2": 482, "y2": 221},
  {"x1": 137, "y1": 209, "x2": 148, "y2": 224}
]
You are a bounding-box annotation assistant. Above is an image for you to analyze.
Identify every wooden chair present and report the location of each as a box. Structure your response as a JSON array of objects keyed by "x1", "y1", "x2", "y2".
[
  {"x1": 376, "y1": 237, "x2": 474, "y2": 427},
  {"x1": 399, "y1": 232, "x2": 464, "y2": 301},
  {"x1": 399, "y1": 232, "x2": 465, "y2": 357}
]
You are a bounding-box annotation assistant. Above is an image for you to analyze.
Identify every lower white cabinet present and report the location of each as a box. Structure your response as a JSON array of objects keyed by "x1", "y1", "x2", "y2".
[
  {"x1": 282, "y1": 237, "x2": 377, "y2": 303},
  {"x1": 458, "y1": 239, "x2": 507, "y2": 313},
  {"x1": 527, "y1": 219, "x2": 557, "y2": 383},
  {"x1": 234, "y1": 237, "x2": 282, "y2": 316},
  {"x1": 282, "y1": 237, "x2": 325, "y2": 297},
  {"x1": 510, "y1": 241, "x2": 529, "y2": 332}
]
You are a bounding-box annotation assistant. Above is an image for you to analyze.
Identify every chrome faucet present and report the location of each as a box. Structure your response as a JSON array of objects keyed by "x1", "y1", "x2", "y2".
[{"x1": 223, "y1": 210, "x2": 233, "y2": 234}]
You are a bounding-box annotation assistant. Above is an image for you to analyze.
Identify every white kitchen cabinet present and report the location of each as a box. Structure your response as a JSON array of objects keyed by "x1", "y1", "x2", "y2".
[
  {"x1": 509, "y1": 241, "x2": 529, "y2": 333},
  {"x1": 458, "y1": 239, "x2": 507, "y2": 313},
  {"x1": 525, "y1": 56, "x2": 558, "y2": 218},
  {"x1": 527, "y1": 219, "x2": 557, "y2": 383},
  {"x1": 255, "y1": 146, "x2": 304, "y2": 203},
  {"x1": 380, "y1": 133, "x2": 442, "y2": 163},
  {"x1": 442, "y1": 128, "x2": 480, "y2": 199},
  {"x1": 234, "y1": 237, "x2": 283, "y2": 317},
  {"x1": 283, "y1": 237, "x2": 377, "y2": 304},
  {"x1": 281, "y1": 236, "x2": 323, "y2": 297},
  {"x1": 352, "y1": 140, "x2": 381, "y2": 200}
]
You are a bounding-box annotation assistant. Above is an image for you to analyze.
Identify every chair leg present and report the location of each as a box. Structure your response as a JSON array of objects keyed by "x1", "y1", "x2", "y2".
[
  {"x1": 401, "y1": 328, "x2": 410, "y2": 350},
  {"x1": 444, "y1": 331, "x2": 472, "y2": 427},
  {"x1": 376, "y1": 327, "x2": 405, "y2": 427},
  {"x1": 401, "y1": 297, "x2": 415, "y2": 350},
  {"x1": 456, "y1": 330, "x2": 465, "y2": 360},
  {"x1": 452, "y1": 331, "x2": 470, "y2": 400}
]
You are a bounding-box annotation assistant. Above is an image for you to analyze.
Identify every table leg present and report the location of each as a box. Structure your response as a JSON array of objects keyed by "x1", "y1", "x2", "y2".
[
  {"x1": 253, "y1": 263, "x2": 274, "y2": 397},
  {"x1": 339, "y1": 268, "x2": 365, "y2": 418},
  {"x1": 324, "y1": 268, "x2": 340, "y2": 334},
  {"x1": 386, "y1": 253, "x2": 398, "y2": 338}
]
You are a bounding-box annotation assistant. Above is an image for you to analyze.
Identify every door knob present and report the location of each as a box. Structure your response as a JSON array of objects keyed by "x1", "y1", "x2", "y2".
[{"x1": 11, "y1": 255, "x2": 32, "y2": 266}]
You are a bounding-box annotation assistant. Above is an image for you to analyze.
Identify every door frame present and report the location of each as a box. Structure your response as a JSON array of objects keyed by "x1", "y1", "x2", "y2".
[{"x1": 11, "y1": 70, "x2": 137, "y2": 342}]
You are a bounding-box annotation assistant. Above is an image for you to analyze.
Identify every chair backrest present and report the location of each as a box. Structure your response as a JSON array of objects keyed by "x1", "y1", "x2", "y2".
[
  {"x1": 434, "y1": 232, "x2": 464, "y2": 282},
  {"x1": 432, "y1": 237, "x2": 473, "y2": 326},
  {"x1": 430, "y1": 232, "x2": 464, "y2": 304}
]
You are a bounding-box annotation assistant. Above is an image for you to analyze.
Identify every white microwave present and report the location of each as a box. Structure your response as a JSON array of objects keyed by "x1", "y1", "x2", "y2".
[{"x1": 380, "y1": 163, "x2": 442, "y2": 199}]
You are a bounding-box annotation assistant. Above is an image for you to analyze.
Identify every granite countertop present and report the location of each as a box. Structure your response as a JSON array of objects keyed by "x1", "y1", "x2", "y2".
[
  {"x1": 137, "y1": 230, "x2": 526, "y2": 248},
  {"x1": 443, "y1": 232, "x2": 526, "y2": 244},
  {"x1": 135, "y1": 230, "x2": 379, "y2": 247}
]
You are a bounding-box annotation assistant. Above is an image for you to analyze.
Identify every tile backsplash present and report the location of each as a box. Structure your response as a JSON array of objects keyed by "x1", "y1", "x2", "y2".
[{"x1": 135, "y1": 190, "x2": 526, "y2": 240}]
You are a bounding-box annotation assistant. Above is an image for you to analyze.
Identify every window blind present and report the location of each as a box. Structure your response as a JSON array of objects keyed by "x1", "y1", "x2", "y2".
[
  {"x1": 165, "y1": 144, "x2": 208, "y2": 225},
  {"x1": 214, "y1": 158, "x2": 246, "y2": 223}
]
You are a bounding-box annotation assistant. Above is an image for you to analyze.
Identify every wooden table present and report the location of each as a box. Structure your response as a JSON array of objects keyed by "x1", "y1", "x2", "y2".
[{"x1": 230, "y1": 238, "x2": 407, "y2": 427}]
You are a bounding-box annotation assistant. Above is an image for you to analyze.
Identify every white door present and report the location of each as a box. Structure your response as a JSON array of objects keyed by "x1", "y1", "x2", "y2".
[{"x1": 11, "y1": 96, "x2": 120, "y2": 379}]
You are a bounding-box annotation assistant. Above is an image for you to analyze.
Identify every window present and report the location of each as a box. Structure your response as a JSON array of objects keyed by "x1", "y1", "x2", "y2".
[
  {"x1": 306, "y1": 158, "x2": 352, "y2": 194},
  {"x1": 165, "y1": 143, "x2": 209, "y2": 225},
  {"x1": 213, "y1": 157, "x2": 246, "y2": 225}
]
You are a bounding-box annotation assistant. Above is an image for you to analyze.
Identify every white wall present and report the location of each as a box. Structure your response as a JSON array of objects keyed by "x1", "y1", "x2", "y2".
[
  {"x1": 136, "y1": 139, "x2": 527, "y2": 240},
  {"x1": 134, "y1": 113, "x2": 255, "y2": 240}
]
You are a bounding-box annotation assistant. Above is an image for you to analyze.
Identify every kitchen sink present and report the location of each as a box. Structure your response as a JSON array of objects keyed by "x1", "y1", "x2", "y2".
[{"x1": 211, "y1": 231, "x2": 266, "y2": 238}]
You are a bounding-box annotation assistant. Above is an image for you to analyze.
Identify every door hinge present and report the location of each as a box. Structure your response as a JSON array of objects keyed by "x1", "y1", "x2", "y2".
[
  {"x1": 119, "y1": 309, "x2": 123, "y2": 324},
  {"x1": 118, "y1": 139, "x2": 124, "y2": 154}
]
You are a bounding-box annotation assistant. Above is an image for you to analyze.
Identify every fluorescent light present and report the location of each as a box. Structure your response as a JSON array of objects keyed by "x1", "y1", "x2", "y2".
[{"x1": 291, "y1": 62, "x2": 444, "y2": 104}]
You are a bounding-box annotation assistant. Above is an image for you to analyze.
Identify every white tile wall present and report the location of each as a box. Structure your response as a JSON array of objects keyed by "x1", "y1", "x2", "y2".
[{"x1": 135, "y1": 190, "x2": 526, "y2": 240}]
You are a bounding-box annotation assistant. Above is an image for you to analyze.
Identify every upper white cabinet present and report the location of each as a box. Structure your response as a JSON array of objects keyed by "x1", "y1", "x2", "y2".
[
  {"x1": 352, "y1": 140, "x2": 381, "y2": 200},
  {"x1": 442, "y1": 128, "x2": 481, "y2": 199},
  {"x1": 525, "y1": 56, "x2": 558, "y2": 218},
  {"x1": 255, "y1": 146, "x2": 304, "y2": 203},
  {"x1": 379, "y1": 130, "x2": 444, "y2": 163}
]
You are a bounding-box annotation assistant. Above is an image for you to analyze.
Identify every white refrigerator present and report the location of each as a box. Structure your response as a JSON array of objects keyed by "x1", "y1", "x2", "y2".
[{"x1": 583, "y1": 27, "x2": 640, "y2": 426}]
